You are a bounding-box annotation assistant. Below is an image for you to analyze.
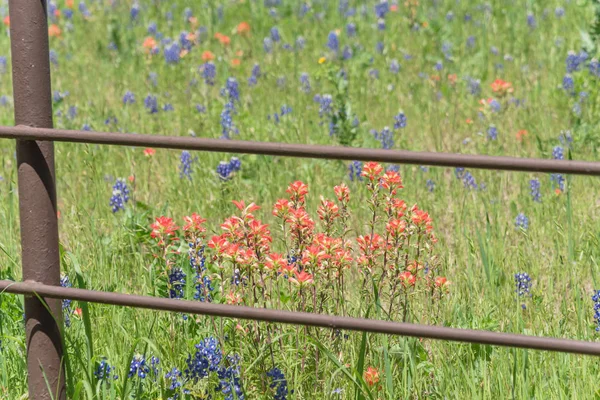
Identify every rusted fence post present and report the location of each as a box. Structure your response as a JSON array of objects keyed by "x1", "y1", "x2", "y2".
[{"x1": 9, "y1": 0, "x2": 66, "y2": 398}]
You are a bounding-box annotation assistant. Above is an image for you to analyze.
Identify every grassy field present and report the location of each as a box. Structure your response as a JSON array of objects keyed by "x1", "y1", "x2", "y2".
[{"x1": 2, "y1": 0, "x2": 600, "y2": 398}]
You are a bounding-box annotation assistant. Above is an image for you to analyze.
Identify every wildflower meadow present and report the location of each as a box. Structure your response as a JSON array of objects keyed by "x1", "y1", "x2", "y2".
[{"x1": 2, "y1": 0, "x2": 600, "y2": 398}]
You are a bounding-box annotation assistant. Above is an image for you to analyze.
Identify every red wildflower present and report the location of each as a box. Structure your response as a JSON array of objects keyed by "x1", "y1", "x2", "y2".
[
  {"x1": 231, "y1": 58, "x2": 241, "y2": 67},
  {"x1": 333, "y1": 183, "x2": 350, "y2": 203},
  {"x1": 399, "y1": 271, "x2": 416, "y2": 287},
  {"x1": 361, "y1": 162, "x2": 384, "y2": 181},
  {"x1": 237, "y1": 21, "x2": 251, "y2": 35},
  {"x1": 286, "y1": 181, "x2": 309, "y2": 205},
  {"x1": 48, "y1": 24, "x2": 62, "y2": 38},
  {"x1": 317, "y1": 197, "x2": 339, "y2": 221},
  {"x1": 380, "y1": 170, "x2": 403, "y2": 194},
  {"x1": 516, "y1": 130, "x2": 528, "y2": 142},
  {"x1": 386, "y1": 218, "x2": 406, "y2": 238},
  {"x1": 150, "y1": 216, "x2": 179, "y2": 243},
  {"x1": 183, "y1": 213, "x2": 207, "y2": 233},
  {"x1": 202, "y1": 50, "x2": 215, "y2": 61},
  {"x1": 3, "y1": 16, "x2": 9, "y2": 27},
  {"x1": 143, "y1": 148, "x2": 156, "y2": 157},
  {"x1": 289, "y1": 269, "x2": 314, "y2": 286},
  {"x1": 435, "y1": 276, "x2": 450, "y2": 289},
  {"x1": 143, "y1": 37, "x2": 158, "y2": 53},
  {"x1": 364, "y1": 366, "x2": 380, "y2": 387},
  {"x1": 208, "y1": 234, "x2": 230, "y2": 254},
  {"x1": 272, "y1": 198, "x2": 291, "y2": 218},
  {"x1": 490, "y1": 78, "x2": 513, "y2": 95}
]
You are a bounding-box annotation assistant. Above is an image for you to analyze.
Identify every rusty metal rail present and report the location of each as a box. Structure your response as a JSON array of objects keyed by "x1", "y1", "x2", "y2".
[
  {"x1": 0, "y1": 125, "x2": 598, "y2": 175},
  {"x1": 2, "y1": 280, "x2": 600, "y2": 356}
]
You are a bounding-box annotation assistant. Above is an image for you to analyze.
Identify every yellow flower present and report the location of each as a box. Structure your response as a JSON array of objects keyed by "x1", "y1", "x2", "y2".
[{"x1": 318, "y1": 57, "x2": 327, "y2": 64}]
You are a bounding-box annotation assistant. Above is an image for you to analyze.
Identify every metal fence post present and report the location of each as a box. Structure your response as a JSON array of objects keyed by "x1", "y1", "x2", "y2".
[{"x1": 8, "y1": 0, "x2": 66, "y2": 398}]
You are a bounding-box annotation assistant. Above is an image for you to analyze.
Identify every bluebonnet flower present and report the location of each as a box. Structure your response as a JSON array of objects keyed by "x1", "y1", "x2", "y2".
[
  {"x1": 180, "y1": 151, "x2": 197, "y2": 180},
  {"x1": 79, "y1": 2, "x2": 91, "y2": 18},
  {"x1": 0, "y1": 56, "x2": 7, "y2": 74},
  {"x1": 63, "y1": 8, "x2": 73, "y2": 19},
  {"x1": 144, "y1": 95, "x2": 159, "y2": 113},
  {"x1": 394, "y1": 112, "x2": 407, "y2": 129},
  {"x1": 104, "y1": 116, "x2": 118, "y2": 126},
  {"x1": 553, "y1": 146, "x2": 564, "y2": 160},
  {"x1": 348, "y1": 161, "x2": 363, "y2": 181},
  {"x1": 179, "y1": 31, "x2": 193, "y2": 51},
  {"x1": 129, "y1": 355, "x2": 150, "y2": 379},
  {"x1": 426, "y1": 180, "x2": 435, "y2": 192},
  {"x1": 314, "y1": 94, "x2": 333, "y2": 118},
  {"x1": 130, "y1": 3, "x2": 140, "y2": 21},
  {"x1": 530, "y1": 178, "x2": 541, "y2": 202},
  {"x1": 455, "y1": 168, "x2": 478, "y2": 189},
  {"x1": 168, "y1": 268, "x2": 186, "y2": 299},
  {"x1": 342, "y1": 45, "x2": 353, "y2": 60},
  {"x1": 372, "y1": 127, "x2": 394, "y2": 149},
  {"x1": 489, "y1": 99, "x2": 501, "y2": 112},
  {"x1": 467, "y1": 77, "x2": 481, "y2": 96},
  {"x1": 0, "y1": 96, "x2": 10, "y2": 107},
  {"x1": 164, "y1": 42, "x2": 180, "y2": 64},
  {"x1": 389, "y1": 59, "x2": 400, "y2": 74},
  {"x1": 150, "y1": 356, "x2": 160, "y2": 376},
  {"x1": 515, "y1": 272, "x2": 532, "y2": 309},
  {"x1": 559, "y1": 131, "x2": 573, "y2": 148},
  {"x1": 163, "y1": 103, "x2": 174, "y2": 112},
  {"x1": 527, "y1": 12, "x2": 536, "y2": 28},
  {"x1": 347, "y1": 22, "x2": 357, "y2": 37},
  {"x1": 195, "y1": 104, "x2": 206, "y2": 113},
  {"x1": 148, "y1": 72, "x2": 158, "y2": 86},
  {"x1": 592, "y1": 290, "x2": 600, "y2": 331},
  {"x1": 220, "y1": 103, "x2": 238, "y2": 139},
  {"x1": 185, "y1": 337, "x2": 222, "y2": 381},
  {"x1": 369, "y1": 68, "x2": 380, "y2": 79},
  {"x1": 566, "y1": 50, "x2": 588, "y2": 73},
  {"x1": 377, "y1": 19, "x2": 385, "y2": 31},
  {"x1": 122, "y1": 91, "x2": 135, "y2": 105},
  {"x1": 49, "y1": 50, "x2": 58, "y2": 66},
  {"x1": 374, "y1": 1, "x2": 389, "y2": 18},
  {"x1": 147, "y1": 22, "x2": 157, "y2": 35},
  {"x1": 332, "y1": 388, "x2": 344, "y2": 395},
  {"x1": 165, "y1": 10, "x2": 173, "y2": 20},
  {"x1": 248, "y1": 63, "x2": 261, "y2": 86},
  {"x1": 487, "y1": 126, "x2": 498, "y2": 140},
  {"x1": 280, "y1": 105, "x2": 292, "y2": 116},
  {"x1": 271, "y1": 27, "x2": 281, "y2": 42},
  {"x1": 230, "y1": 157, "x2": 241, "y2": 171},
  {"x1": 490, "y1": 46, "x2": 499, "y2": 55},
  {"x1": 555, "y1": 7, "x2": 565, "y2": 18},
  {"x1": 446, "y1": 11, "x2": 454, "y2": 21},
  {"x1": 299, "y1": 73, "x2": 311, "y2": 93},
  {"x1": 82, "y1": 123, "x2": 92, "y2": 131},
  {"x1": 165, "y1": 367, "x2": 184, "y2": 392},
  {"x1": 217, "y1": 161, "x2": 232, "y2": 180},
  {"x1": 434, "y1": 61, "x2": 443, "y2": 71},
  {"x1": 223, "y1": 78, "x2": 240, "y2": 103},
  {"x1": 201, "y1": 62, "x2": 216, "y2": 86},
  {"x1": 109, "y1": 178, "x2": 130, "y2": 213},
  {"x1": 267, "y1": 367, "x2": 289, "y2": 400},
  {"x1": 562, "y1": 74, "x2": 575, "y2": 93},
  {"x1": 464, "y1": 13, "x2": 472, "y2": 22},
  {"x1": 376, "y1": 41, "x2": 384, "y2": 54},
  {"x1": 60, "y1": 276, "x2": 72, "y2": 327},
  {"x1": 53, "y1": 90, "x2": 69, "y2": 103},
  {"x1": 466, "y1": 36, "x2": 476, "y2": 48},
  {"x1": 387, "y1": 164, "x2": 400, "y2": 173},
  {"x1": 217, "y1": 355, "x2": 244, "y2": 400},
  {"x1": 327, "y1": 31, "x2": 339, "y2": 52},
  {"x1": 515, "y1": 213, "x2": 529, "y2": 230},
  {"x1": 442, "y1": 42, "x2": 452, "y2": 60},
  {"x1": 67, "y1": 106, "x2": 77, "y2": 120},
  {"x1": 184, "y1": 7, "x2": 193, "y2": 20},
  {"x1": 589, "y1": 59, "x2": 600, "y2": 77},
  {"x1": 95, "y1": 359, "x2": 118, "y2": 381}
]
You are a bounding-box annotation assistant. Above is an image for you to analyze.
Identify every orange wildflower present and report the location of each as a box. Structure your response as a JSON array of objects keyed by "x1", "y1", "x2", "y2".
[
  {"x1": 237, "y1": 21, "x2": 251, "y2": 36},
  {"x1": 447, "y1": 73, "x2": 457, "y2": 85},
  {"x1": 143, "y1": 148, "x2": 156, "y2": 157},
  {"x1": 3, "y1": 16, "x2": 9, "y2": 27},
  {"x1": 364, "y1": 366, "x2": 380, "y2": 387},
  {"x1": 202, "y1": 50, "x2": 215, "y2": 61},
  {"x1": 48, "y1": 24, "x2": 61, "y2": 37},
  {"x1": 215, "y1": 33, "x2": 230, "y2": 46},
  {"x1": 66, "y1": 0, "x2": 74, "y2": 8},
  {"x1": 231, "y1": 58, "x2": 241, "y2": 67},
  {"x1": 490, "y1": 78, "x2": 513, "y2": 95},
  {"x1": 516, "y1": 129, "x2": 528, "y2": 142},
  {"x1": 143, "y1": 37, "x2": 157, "y2": 52}
]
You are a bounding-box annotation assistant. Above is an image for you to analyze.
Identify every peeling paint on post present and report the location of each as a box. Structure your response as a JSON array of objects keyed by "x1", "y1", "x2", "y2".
[{"x1": 8, "y1": 0, "x2": 66, "y2": 398}]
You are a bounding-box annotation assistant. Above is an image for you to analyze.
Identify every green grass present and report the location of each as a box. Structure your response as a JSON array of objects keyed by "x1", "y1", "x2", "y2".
[{"x1": 1, "y1": 0, "x2": 600, "y2": 398}]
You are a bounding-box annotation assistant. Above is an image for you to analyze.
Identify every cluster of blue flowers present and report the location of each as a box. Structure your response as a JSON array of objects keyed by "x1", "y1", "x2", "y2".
[
  {"x1": 144, "y1": 94, "x2": 159, "y2": 113},
  {"x1": 129, "y1": 355, "x2": 152, "y2": 379},
  {"x1": 550, "y1": 146, "x2": 565, "y2": 192},
  {"x1": 217, "y1": 156, "x2": 242, "y2": 181},
  {"x1": 179, "y1": 150, "x2": 197, "y2": 180},
  {"x1": 168, "y1": 268, "x2": 186, "y2": 299},
  {"x1": 200, "y1": 62, "x2": 216, "y2": 85},
  {"x1": 487, "y1": 125, "x2": 498, "y2": 140},
  {"x1": 109, "y1": 178, "x2": 130, "y2": 213},
  {"x1": 220, "y1": 78, "x2": 241, "y2": 139},
  {"x1": 217, "y1": 355, "x2": 245, "y2": 400},
  {"x1": 60, "y1": 276, "x2": 72, "y2": 327},
  {"x1": 592, "y1": 290, "x2": 600, "y2": 331},
  {"x1": 248, "y1": 63, "x2": 261, "y2": 86},
  {"x1": 515, "y1": 213, "x2": 529, "y2": 230},
  {"x1": 267, "y1": 367, "x2": 290, "y2": 400},
  {"x1": 348, "y1": 160, "x2": 363, "y2": 181},
  {"x1": 94, "y1": 359, "x2": 118, "y2": 381},
  {"x1": 268, "y1": 105, "x2": 293, "y2": 125},
  {"x1": 371, "y1": 127, "x2": 394, "y2": 150},
  {"x1": 454, "y1": 168, "x2": 480, "y2": 190},
  {"x1": 530, "y1": 178, "x2": 541, "y2": 202},
  {"x1": 299, "y1": 73, "x2": 311, "y2": 93},
  {"x1": 514, "y1": 272, "x2": 532, "y2": 309}
]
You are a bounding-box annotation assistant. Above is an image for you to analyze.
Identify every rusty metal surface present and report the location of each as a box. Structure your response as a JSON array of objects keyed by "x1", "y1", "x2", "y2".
[
  {"x1": 8, "y1": 0, "x2": 65, "y2": 398},
  {"x1": 0, "y1": 125, "x2": 598, "y2": 175},
  {"x1": 1, "y1": 280, "x2": 599, "y2": 356}
]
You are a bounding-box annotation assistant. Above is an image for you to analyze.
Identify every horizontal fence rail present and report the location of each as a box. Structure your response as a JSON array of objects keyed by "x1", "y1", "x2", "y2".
[
  {"x1": 1, "y1": 125, "x2": 599, "y2": 175},
  {"x1": 2, "y1": 279, "x2": 599, "y2": 356}
]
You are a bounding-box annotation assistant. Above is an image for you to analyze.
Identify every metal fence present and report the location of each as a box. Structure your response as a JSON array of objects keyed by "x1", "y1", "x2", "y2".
[{"x1": 1, "y1": 1, "x2": 600, "y2": 399}]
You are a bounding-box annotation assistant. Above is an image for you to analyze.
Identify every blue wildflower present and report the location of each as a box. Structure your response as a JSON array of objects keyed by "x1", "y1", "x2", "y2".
[
  {"x1": 489, "y1": 99, "x2": 501, "y2": 112},
  {"x1": 162, "y1": 103, "x2": 174, "y2": 112},
  {"x1": 376, "y1": 41, "x2": 384, "y2": 54},
  {"x1": 589, "y1": 59, "x2": 600, "y2": 77},
  {"x1": 109, "y1": 178, "x2": 130, "y2": 213},
  {"x1": 466, "y1": 36, "x2": 476, "y2": 48},
  {"x1": 179, "y1": 151, "x2": 197, "y2": 180},
  {"x1": 394, "y1": 112, "x2": 407, "y2": 129},
  {"x1": 559, "y1": 131, "x2": 573, "y2": 148},
  {"x1": 263, "y1": 37, "x2": 274, "y2": 53},
  {"x1": 446, "y1": 11, "x2": 454, "y2": 21},
  {"x1": 426, "y1": 180, "x2": 435, "y2": 192},
  {"x1": 217, "y1": 161, "x2": 232, "y2": 181},
  {"x1": 455, "y1": 168, "x2": 478, "y2": 189},
  {"x1": 555, "y1": 7, "x2": 565, "y2": 18},
  {"x1": 348, "y1": 161, "x2": 363, "y2": 181},
  {"x1": 168, "y1": 268, "x2": 186, "y2": 299},
  {"x1": 346, "y1": 22, "x2": 357, "y2": 37},
  {"x1": 553, "y1": 146, "x2": 564, "y2": 160},
  {"x1": 592, "y1": 290, "x2": 600, "y2": 331},
  {"x1": 144, "y1": 95, "x2": 159, "y2": 113},
  {"x1": 248, "y1": 63, "x2": 261, "y2": 86},
  {"x1": 165, "y1": 367, "x2": 183, "y2": 391},
  {"x1": 60, "y1": 276, "x2": 72, "y2": 327},
  {"x1": 327, "y1": 31, "x2": 339, "y2": 52},
  {"x1": 434, "y1": 61, "x2": 443, "y2": 71},
  {"x1": 563, "y1": 74, "x2": 574, "y2": 92},
  {"x1": 515, "y1": 272, "x2": 532, "y2": 309},
  {"x1": 95, "y1": 359, "x2": 118, "y2": 381},
  {"x1": 467, "y1": 77, "x2": 481, "y2": 96},
  {"x1": 122, "y1": 91, "x2": 135, "y2": 105},
  {"x1": 267, "y1": 367, "x2": 289, "y2": 400},
  {"x1": 487, "y1": 126, "x2": 498, "y2": 140},
  {"x1": 49, "y1": 50, "x2": 58, "y2": 66},
  {"x1": 201, "y1": 62, "x2": 216, "y2": 86},
  {"x1": 377, "y1": 19, "x2": 385, "y2": 31},
  {"x1": 342, "y1": 45, "x2": 353, "y2": 60},
  {"x1": 179, "y1": 31, "x2": 193, "y2": 51},
  {"x1": 373, "y1": 127, "x2": 394, "y2": 149},
  {"x1": 530, "y1": 178, "x2": 541, "y2": 202},
  {"x1": 271, "y1": 27, "x2": 281, "y2": 42},
  {"x1": 374, "y1": 1, "x2": 389, "y2": 18},
  {"x1": 147, "y1": 22, "x2": 157, "y2": 35},
  {"x1": 220, "y1": 102, "x2": 238, "y2": 139},
  {"x1": 185, "y1": 337, "x2": 222, "y2": 381},
  {"x1": 129, "y1": 355, "x2": 150, "y2": 379},
  {"x1": 300, "y1": 73, "x2": 311, "y2": 93},
  {"x1": 217, "y1": 355, "x2": 244, "y2": 400},
  {"x1": 79, "y1": 1, "x2": 91, "y2": 18},
  {"x1": 130, "y1": 3, "x2": 140, "y2": 21},
  {"x1": 164, "y1": 42, "x2": 181, "y2": 64},
  {"x1": 390, "y1": 59, "x2": 400, "y2": 74},
  {"x1": 515, "y1": 213, "x2": 529, "y2": 230},
  {"x1": 295, "y1": 36, "x2": 306, "y2": 50},
  {"x1": 527, "y1": 12, "x2": 536, "y2": 28},
  {"x1": 196, "y1": 104, "x2": 206, "y2": 113}
]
